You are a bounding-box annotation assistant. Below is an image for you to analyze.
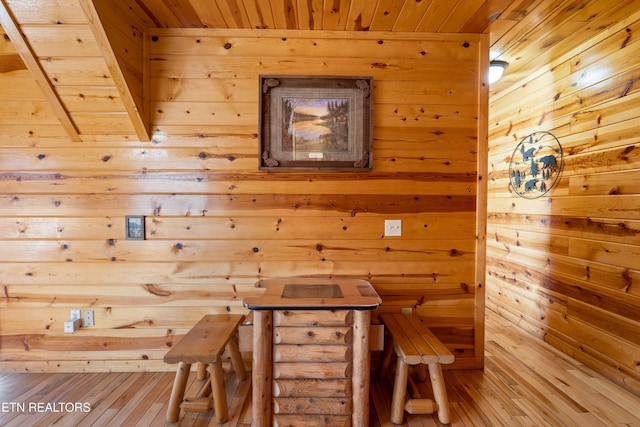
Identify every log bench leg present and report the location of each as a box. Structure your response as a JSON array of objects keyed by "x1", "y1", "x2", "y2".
[
  {"x1": 167, "y1": 361, "x2": 191, "y2": 423},
  {"x1": 210, "y1": 360, "x2": 228, "y2": 423},
  {"x1": 378, "y1": 338, "x2": 395, "y2": 380},
  {"x1": 428, "y1": 362, "x2": 451, "y2": 424},
  {"x1": 414, "y1": 363, "x2": 428, "y2": 382},
  {"x1": 196, "y1": 362, "x2": 208, "y2": 380},
  {"x1": 389, "y1": 360, "x2": 452, "y2": 425},
  {"x1": 390, "y1": 356, "x2": 410, "y2": 424},
  {"x1": 228, "y1": 333, "x2": 247, "y2": 381}
]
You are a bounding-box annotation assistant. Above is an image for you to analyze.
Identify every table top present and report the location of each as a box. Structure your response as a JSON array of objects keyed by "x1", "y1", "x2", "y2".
[{"x1": 243, "y1": 277, "x2": 381, "y2": 310}]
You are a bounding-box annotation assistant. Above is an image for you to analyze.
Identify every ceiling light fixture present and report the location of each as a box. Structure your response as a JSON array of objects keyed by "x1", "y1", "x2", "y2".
[{"x1": 488, "y1": 60, "x2": 508, "y2": 84}]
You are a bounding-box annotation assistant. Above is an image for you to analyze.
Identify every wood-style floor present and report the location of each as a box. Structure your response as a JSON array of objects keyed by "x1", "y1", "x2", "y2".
[{"x1": 1, "y1": 310, "x2": 639, "y2": 426}]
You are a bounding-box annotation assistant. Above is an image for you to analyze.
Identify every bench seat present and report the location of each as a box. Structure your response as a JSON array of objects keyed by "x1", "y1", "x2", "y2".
[
  {"x1": 163, "y1": 314, "x2": 246, "y2": 423},
  {"x1": 380, "y1": 313, "x2": 455, "y2": 424}
]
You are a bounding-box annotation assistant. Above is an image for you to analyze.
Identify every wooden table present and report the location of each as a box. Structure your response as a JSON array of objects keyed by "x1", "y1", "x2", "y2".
[{"x1": 243, "y1": 278, "x2": 381, "y2": 427}]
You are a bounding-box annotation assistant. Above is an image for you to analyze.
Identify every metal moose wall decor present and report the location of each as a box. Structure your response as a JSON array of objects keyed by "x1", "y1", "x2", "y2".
[{"x1": 509, "y1": 131, "x2": 563, "y2": 199}]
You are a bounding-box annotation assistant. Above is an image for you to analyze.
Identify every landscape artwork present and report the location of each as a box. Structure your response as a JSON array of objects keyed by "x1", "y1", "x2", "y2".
[
  {"x1": 281, "y1": 97, "x2": 350, "y2": 154},
  {"x1": 259, "y1": 75, "x2": 373, "y2": 170}
]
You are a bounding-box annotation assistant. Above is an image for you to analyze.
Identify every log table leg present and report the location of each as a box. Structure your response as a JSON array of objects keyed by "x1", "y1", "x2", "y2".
[
  {"x1": 352, "y1": 310, "x2": 371, "y2": 427},
  {"x1": 252, "y1": 310, "x2": 272, "y2": 427}
]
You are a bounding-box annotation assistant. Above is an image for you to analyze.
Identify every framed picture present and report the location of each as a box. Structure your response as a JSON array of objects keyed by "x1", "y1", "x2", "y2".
[
  {"x1": 259, "y1": 75, "x2": 373, "y2": 171},
  {"x1": 125, "y1": 215, "x2": 145, "y2": 240}
]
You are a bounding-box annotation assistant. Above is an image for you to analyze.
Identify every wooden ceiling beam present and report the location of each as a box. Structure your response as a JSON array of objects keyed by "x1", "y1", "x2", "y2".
[
  {"x1": 81, "y1": 0, "x2": 151, "y2": 142},
  {"x1": 0, "y1": 0, "x2": 82, "y2": 142}
]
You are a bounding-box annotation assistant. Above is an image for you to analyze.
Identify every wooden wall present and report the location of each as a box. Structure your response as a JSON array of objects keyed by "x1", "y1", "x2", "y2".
[
  {"x1": 487, "y1": 7, "x2": 640, "y2": 395},
  {"x1": 0, "y1": 26, "x2": 488, "y2": 371}
]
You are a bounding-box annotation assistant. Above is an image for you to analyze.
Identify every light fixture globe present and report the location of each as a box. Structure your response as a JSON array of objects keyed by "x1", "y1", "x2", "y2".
[{"x1": 489, "y1": 60, "x2": 508, "y2": 84}]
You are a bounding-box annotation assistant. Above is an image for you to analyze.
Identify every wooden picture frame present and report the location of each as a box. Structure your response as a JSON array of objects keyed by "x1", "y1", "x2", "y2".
[
  {"x1": 259, "y1": 75, "x2": 373, "y2": 171},
  {"x1": 125, "y1": 215, "x2": 145, "y2": 240}
]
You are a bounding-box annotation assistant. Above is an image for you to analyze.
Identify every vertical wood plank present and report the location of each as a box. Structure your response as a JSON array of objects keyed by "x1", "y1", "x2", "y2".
[{"x1": 474, "y1": 32, "x2": 490, "y2": 369}]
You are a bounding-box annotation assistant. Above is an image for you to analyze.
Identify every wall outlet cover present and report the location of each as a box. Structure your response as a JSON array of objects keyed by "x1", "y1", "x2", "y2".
[
  {"x1": 84, "y1": 310, "x2": 94, "y2": 327},
  {"x1": 384, "y1": 219, "x2": 402, "y2": 237},
  {"x1": 64, "y1": 318, "x2": 82, "y2": 333}
]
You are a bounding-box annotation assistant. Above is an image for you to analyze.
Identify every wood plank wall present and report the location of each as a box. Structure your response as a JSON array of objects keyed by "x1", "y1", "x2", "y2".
[
  {"x1": 0, "y1": 25, "x2": 487, "y2": 371},
  {"x1": 487, "y1": 6, "x2": 640, "y2": 395}
]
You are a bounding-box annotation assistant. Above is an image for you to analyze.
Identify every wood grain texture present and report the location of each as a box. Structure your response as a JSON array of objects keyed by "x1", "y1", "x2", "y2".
[
  {"x1": 0, "y1": 1, "x2": 81, "y2": 141},
  {"x1": 487, "y1": 3, "x2": 640, "y2": 396},
  {"x1": 0, "y1": 27, "x2": 486, "y2": 372},
  {"x1": 5, "y1": 0, "x2": 637, "y2": 402},
  {"x1": 2, "y1": 0, "x2": 151, "y2": 141},
  {"x1": 81, "y1": 0, "x2": 152, "y2": 141},
  {"x1": 78, "y1": 0, "x2": 516, "y2": 34},
  {"x1": 0, "y1": 312, "x2": 638, "y2": 425}
]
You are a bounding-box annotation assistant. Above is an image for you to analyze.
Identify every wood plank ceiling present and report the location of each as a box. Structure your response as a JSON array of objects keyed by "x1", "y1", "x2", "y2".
[
  {"x1": 2, "y1": 0, "x2": 634, "y2": 141},
  {"x1": 131, "y1": 0, "x2": 508, "y2": 33}
]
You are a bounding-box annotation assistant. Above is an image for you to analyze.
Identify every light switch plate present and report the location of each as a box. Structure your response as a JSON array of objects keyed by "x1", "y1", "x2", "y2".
[{"x1": 384, "y1": 219, "x2": 402, "y2": 237}]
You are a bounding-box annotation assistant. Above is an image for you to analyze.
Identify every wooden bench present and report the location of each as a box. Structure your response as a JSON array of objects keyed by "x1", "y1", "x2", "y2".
[
  {"x1": 163, "y1": 314, "x2": 247, "y2": 423},
  {"x1": 379, "y1": 313, "x2": 455, "y2": 424}
]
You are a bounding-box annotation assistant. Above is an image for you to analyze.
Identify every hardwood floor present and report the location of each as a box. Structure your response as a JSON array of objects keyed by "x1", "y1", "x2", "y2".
[{"x1": 1, "y1": 310, "x2": 639, "y2": 426}]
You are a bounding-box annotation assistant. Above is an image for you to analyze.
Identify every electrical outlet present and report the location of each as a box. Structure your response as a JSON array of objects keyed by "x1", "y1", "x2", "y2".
[
  {"x1": 64, "y1": 318, "x2": 81, "y2": 333},
  {"x1": 384, "y1": 219, "x2": 402, "y2": 237},
  {"x1": 84, "y1": 310, "x2": 94, "y2": 327},
  {"x1": 70, "y1": 309, "x2": 81, "y2": 320}
]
